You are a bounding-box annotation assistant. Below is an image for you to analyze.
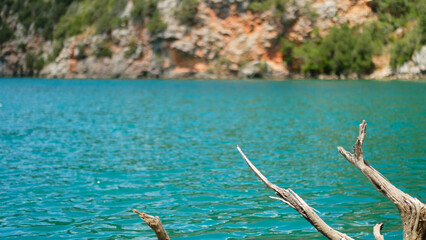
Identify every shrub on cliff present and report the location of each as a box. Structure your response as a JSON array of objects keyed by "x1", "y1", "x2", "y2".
[
  {"x1": 390, "y1": 24, "x2": 423, "y2": 68},
  {"x1": 146, "y1": 11, "x2": 168, "y2": 35},
  {"x1": 248, "y1": 0, "x2": 287, "y2": 16},
  {"x1": 125, "y1": 41, "x2": 138, "y2": 58},
  {"x1": 24, "y1": 52, "x2": 45, "y2": 76},
  {"x1": 376, "y1": 0, "x2": 421, "y2": 28},
  {"x1": 0, "y1": 18, "x2": 14, "y2": 45},
  {"x1": 291, "y1": 23, "x2": 379, "y2": 76},
  {"x1": 54, "y1": 0, "x2": 127, "y2": 39},
  {"x1": 131, "y1": 0, "x2": 157, "y2": 23},
  {"x1": 95, "y1": 41, "x2": 113, "y2": 58},
  {"x1": 132, "y1": 0, "x2": 167, "y2": 35},
  {"x1": 388, "y1": 0, "x2": 426, "y2": 68},
  {"x1": 1, "y1": 0, "x2": 73, "y2": 39},
  {"x1": 175, "y1": 0, "x2": 199, "y2": 25}
]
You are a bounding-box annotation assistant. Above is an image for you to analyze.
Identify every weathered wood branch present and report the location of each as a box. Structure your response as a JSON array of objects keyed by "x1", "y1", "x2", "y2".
[
  {"x1": 338, "y1": 120, "x2": 426, "y2": 240},
  {"x1": 237, "y1": 120, "x2": 425, "y2": 239},
  {"x1": 133, "y1": 209, "x2": 170, "y2": 240},
  {"x1": 135, "y1": 120, "x2": 424, "y2": 240},
  {"x1": 373, "y1": 222, "x2": 384, "y2": 240},
  {"x1": 237, "y1": 146, "x2": 354, "y2": 240}
]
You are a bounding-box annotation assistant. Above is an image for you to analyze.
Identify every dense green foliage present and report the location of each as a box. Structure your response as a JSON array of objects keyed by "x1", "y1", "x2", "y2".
[
  {"x1": 390, "y1": 24, "x2": 424, "y2": 68},
  {"x1": 282, "y1": 0, "x2": 426, "y2": 73},
  {"x1": 291, "y1": 24, "x2": 384, "y2": 75},
  {"x1": 24, "y1": 52, "x2": 45, "y2": 76},
  {"x1": 388, "y1": 0, "x2": 426, "y2": 67},
  {"x1": 146, "y1": 11, "x2": 168, "y2": 35},
  {"x1": 248, "y1": 0, "x2": 287, "y2": 15},
  {"x1": 0, "y1": 18, "x2": 14, "y2": 45},
  {"x1": 1, "y1": 0, "x2": 74, "y2": 39},
  {"x1": 131, "y1": 0, "x2": 167, "y2": 34},
  {"x1": 54, "y1": 0, "x2": 127, "y2": 39},
  {"x1": 174, "y1": 0, "x2": 199, "y2": 25},
  {"x1": 95, "y1": 41, "x2": 113, "y2": 58},
  {"x1": 280, "y1": 38, "x2": 297, "y2": 70},
  {"x1": 131, "y1": 0, "x2": 157, "y2": 22},
  {"x1": 376, "y1": 0, "x2": 423, "y2": 28}
]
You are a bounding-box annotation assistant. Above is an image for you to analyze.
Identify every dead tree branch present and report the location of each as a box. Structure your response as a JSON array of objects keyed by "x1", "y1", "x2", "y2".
[
  {"x1": 338, "y1": 120, "x2": 426, "y2": 240},
  {"x1": 133, "y1": 209, "x2": 170, "y2": 240},
  {"x1": 373, "y1": 222, "x2": 384, "y2": 240},
  {"x1": 134, "y1": 120, "x2": 424, "y2": 240},
  {"x1": 238, "y1": 120, "x2": 425, "y2": 240},
  {"x1": 237, "y1": 146, "x2": 354, "y2": 240}
]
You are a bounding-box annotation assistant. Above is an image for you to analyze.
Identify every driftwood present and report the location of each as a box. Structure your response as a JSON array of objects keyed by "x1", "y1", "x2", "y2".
[
  {"x1": 133, "y1": 209, "x2": 170, "y2": 240},
  {"x1": 337, "y1": 121, "x2": 425, "y2": 239},
  {"x1": 134, "y1": 120, "x2": 425, "y2": 239},
  {"x1": 238, "y1": 120, "x2": 425, "y2": 240}
]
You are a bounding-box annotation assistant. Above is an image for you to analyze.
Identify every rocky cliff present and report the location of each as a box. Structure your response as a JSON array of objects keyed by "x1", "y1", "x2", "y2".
[{"x1": 0, "y1": 0, "x2": 425, "y2": 80}]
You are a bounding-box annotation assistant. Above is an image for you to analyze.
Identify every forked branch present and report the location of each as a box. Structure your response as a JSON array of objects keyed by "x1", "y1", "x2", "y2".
[
  {"x1": 237, "y1": 146, "x2": 354, "y2": 240},
  {"x1": 338, "y1": 120, "x2": 425, "y2": 240},
  {"x1": 238, "y1": 120, "x2": 425, "y2": 240}
]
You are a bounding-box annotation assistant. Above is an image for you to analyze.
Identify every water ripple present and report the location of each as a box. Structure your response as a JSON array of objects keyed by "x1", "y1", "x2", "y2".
[{"x1": 0, "y1": 79, "x2": 424, "y2": 239}]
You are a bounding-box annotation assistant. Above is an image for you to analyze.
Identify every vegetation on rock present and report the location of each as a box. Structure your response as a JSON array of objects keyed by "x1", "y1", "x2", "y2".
[
  {"x1": 54, "y1": 0, "x2": 127, "y2": 39},
  {"x1": 95, "y1": 41, "x2": 113, "y2": 58},
  {"x1": 0, "y1": 0, "x2": 425, "y2": 78},
  {"x1": 131, "y1": 0, "x2": 167, "y2": 34},
  {"x1": 24, "y1": 52, "x2": 45, "y2": 76},
  {"x1": 248, "y1": 0, "x2": 287, "y2": 15},
  {"x1": 0, "y1": 18, "x2": 14, "y2": 45},
  {"x1": 174, "y1": 0, "x2": 199, "y2": 25}
]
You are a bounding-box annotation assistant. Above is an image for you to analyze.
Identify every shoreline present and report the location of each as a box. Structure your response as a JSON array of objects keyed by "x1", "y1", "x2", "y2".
[{"x1": 1, "y1": 73, "x2": 425, "y2": 82}]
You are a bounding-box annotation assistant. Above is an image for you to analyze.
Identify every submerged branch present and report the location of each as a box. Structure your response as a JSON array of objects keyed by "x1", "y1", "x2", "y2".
[{"x1": 133, "y1": 209, "x2": 170, "y2": 240}]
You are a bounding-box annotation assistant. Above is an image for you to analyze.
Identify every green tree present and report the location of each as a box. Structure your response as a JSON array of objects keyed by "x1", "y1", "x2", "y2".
[
  {"x1": 291, "y1": 23, "x2": 378, "y2": 76},
  {"x1": 131, "y1": 0, "x2": 157, "y2": 23}
]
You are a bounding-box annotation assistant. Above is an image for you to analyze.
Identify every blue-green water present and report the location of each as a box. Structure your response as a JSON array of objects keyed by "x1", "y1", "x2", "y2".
[{"x1": 0, "y1": 78, "x2": 424, "y2": 239}]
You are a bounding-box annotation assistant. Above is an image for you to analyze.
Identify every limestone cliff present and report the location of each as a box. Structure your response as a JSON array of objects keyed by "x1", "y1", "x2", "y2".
[{"x1": 0, "y1": 0, "x2": 424, "y2": 79}]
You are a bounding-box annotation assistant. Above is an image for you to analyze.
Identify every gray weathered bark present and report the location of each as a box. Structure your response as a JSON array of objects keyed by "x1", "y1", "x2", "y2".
[
  {"x1": 338, "y1": 120, "x2": 426, "y2": 240},
  {"x1": 133, "y1": 209, "x2": 170, "y2": 240},
  {"x1": 238, "y1": 120, "x2": 425, "y2": 240},
  {"x1": 135, "y1": 120, "x2": 425, "y2": 240},
  {"x1": 374, "y1": 222, "x2": 384, "y2": 240},
  {"x1": 237, "y1": 145, "x2": 354, "y2": 240}
]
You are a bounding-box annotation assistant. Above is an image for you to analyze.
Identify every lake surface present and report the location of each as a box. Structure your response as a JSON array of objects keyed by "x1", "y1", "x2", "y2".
[{"x1": 0, "y1": 78, "x2": 425, "y2": 239}]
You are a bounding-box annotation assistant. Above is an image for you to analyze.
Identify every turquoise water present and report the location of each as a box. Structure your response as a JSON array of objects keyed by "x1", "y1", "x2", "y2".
[{"x1": 0, "y1": 78, "x2": 424, "y2": 239}]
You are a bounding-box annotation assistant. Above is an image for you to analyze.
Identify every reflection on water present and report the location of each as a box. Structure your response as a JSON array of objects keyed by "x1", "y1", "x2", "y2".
[{"x1": 0, "y1": 79, "x2": 425, "y2": 239}]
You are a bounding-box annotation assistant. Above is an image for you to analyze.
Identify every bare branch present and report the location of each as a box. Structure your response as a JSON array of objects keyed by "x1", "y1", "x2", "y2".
[
  {"x1": 338, "y1": 120, "x2": 426, "y2": 240},
  {"x1": 133, "y1": 209, "x2": 170, "y2": 240},
  {"x1": 373, "y1": 222, "x2": 384, "y2": 240},
  {"x1": 237, "y1": 146, "x2": 354, "y2": 240}
]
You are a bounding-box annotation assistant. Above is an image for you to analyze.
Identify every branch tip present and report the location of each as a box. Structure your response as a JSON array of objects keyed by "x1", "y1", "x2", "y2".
[{"x1": 373, "y1": 222, "x2": 384, "y2": 240}]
